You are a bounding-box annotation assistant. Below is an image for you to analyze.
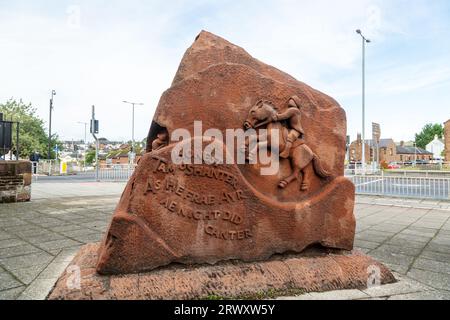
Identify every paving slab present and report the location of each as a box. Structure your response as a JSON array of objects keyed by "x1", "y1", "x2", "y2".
[
  {"x1": 407, "y1": 268, "x2": 450, "y2": 291},
  {"x1": 388, "y1": 290, "x2": 450, "y2": 300}
]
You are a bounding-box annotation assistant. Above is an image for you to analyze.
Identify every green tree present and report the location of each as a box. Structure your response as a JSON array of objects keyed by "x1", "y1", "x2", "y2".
[
  {"x1": 85, "y1": 149, "x2": 97, "y2": 165},
  {"x1": 0, "y1": 98, "x2": 61, "y2": 159},
  {"x1": 415, "y1": 123, "x2": 444, "y2": 149}
]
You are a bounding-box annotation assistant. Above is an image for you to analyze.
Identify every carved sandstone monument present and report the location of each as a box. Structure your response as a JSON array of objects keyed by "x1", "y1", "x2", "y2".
[{"x1": 49, "y1": 31, "x2": 395, "y2": 299}]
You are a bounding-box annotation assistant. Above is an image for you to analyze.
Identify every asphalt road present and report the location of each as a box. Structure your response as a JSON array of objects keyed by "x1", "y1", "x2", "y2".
[{"x1": 33, "y1": 171, "x2": 96, "y2": 183}]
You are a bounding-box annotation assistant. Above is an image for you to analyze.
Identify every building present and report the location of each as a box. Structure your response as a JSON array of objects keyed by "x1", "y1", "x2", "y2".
[
  {"x1": 366, "y1": 138, "x2": 397, "y2": 164},
  {"x1": 445, "y1": 119, "x2": 450, "y2": 161},
  {"x1": 349, "y1": 134, "x2": 370, "y2": 163},
  {"x1": 396, "y1": 141, "x2": 433, "y2": 162},
  {"x1": 426, "y1": 135, "x2": 445, "y2": 160},
  {"x1": 349, "y1": 136, "x2": 432, "y2": 164}
]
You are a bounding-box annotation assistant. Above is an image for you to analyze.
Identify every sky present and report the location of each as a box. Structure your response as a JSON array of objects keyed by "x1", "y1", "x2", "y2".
[{"x1": 1, "y1": 0, "x2": 449, "y2": 144}]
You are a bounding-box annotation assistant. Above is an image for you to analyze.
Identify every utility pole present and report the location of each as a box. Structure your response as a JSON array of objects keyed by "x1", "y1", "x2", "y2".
[
  {"x1": 78, "y1": 121, "x2": 88, "y2": 170},
  {"x1": 48, "y1": 90, "x2": 56, "y2": 160},
  {"x1": 90, "y1": 106, "x2": 99, "y2": 181},
  {"x1": 356, "y1": 30, "x2": 371, "y2": 173},
  {"x1": 16, "y1": 122, "x2": 19, "y2": 160},
  {"x1": 122, "y1": 100, "x2": 144, "y2": 163}
]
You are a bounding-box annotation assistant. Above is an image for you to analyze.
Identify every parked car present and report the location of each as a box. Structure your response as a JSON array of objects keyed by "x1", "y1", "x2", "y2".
[
  {"x1": 347, "y1": 161, "x2": 362, "y2": 170},
  {"x1": 415, "y1": 159, "x2": 430, "y2": 165},
  {"x1": 387, "y1": 162, "x2": 401, "y2": 169}
]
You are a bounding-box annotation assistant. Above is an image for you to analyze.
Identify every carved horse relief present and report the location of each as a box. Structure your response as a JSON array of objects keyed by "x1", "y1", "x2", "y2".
[{"x1": 244, "y1": 99, "x2": 331, "y2": 191}]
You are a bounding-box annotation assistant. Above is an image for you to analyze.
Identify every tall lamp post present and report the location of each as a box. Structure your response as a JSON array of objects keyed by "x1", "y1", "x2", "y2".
[
  {"x1": 356, "y1": 29, "x2": 371, "y2": 173},
  {"x1": 48, "y1": 90, "x2": 56, "y2": 160},
  {"x1": 122, "y1": 100, "x2": 144, "y2": 162},
  {"x1": 77, "y1": 121, "x2": 88, "y2": 170}
]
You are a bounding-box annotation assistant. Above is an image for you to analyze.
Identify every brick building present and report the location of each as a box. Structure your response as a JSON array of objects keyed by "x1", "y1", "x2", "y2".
[
  {"x1": 349, "y1": 136, "x2": 432, "y2": 164},
  {"x1": 445, "y1": 119, "x2": 450, "y2": 161},
  {"x1": 367, "y1": 138, "x2": 397, "y2": 164},
  {"x1": 349, "y1": 134, "x2": 370, "y2": 163},
  {"x1": 396, "y1": 141, "x2": 433, "y2": 162}
]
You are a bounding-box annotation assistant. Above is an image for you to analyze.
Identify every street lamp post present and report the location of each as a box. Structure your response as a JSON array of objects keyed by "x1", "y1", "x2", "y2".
[
  {"x1": 122, "y1": 100, "x2": 144, "y2": 162},
  {"x1": 77, "y1": 121, "x2": 88, "y2": 170},
  {"x1": 48, "y1": 90, "x2": 56, "y2": 160},
  {"x1": 356, "y1": 30, "x2": 371, "y2": 173}
]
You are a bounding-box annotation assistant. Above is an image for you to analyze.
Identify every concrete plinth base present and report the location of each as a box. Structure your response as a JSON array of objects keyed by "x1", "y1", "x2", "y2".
[{"x1": 48, "y1": 243, "x2": 396, "y2": 300}]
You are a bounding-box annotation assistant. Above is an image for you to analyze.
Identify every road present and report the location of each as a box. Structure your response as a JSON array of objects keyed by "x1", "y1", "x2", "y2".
[{"x1": 33, "y1": 171, "x2": 96, "y2": 183}]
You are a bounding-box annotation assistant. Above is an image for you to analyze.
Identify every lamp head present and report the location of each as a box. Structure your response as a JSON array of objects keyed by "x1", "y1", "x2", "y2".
[{"x1": 356, "y1": 29, "x2": 361, "y2": 34}]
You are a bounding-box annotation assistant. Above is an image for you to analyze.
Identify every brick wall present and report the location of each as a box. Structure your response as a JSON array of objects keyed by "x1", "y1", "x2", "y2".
[
  {"x1": 0, "y1": 161, "x2": 32, "y2": 203},
  {"x1": 378, "y1": 141, "x2": 397, "y2": 164}
]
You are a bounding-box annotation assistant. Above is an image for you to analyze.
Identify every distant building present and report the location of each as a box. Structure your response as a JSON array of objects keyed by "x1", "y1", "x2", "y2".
[
  {"x1": 396, "y1": 141, "x2": 433, "y2": 162},
  {"x1": 62, "y1": 140, "x2": 84, "y2": 152},
  {"x1": 349, "y1": 133, "x2": 370, "y2": 163},
  {"x1": 366, "y1": 138, "x2": 397, "y2": 164},
  {"x1": 426, "y1": 135, "x2": 445, "y2": 160},
  {"x1": 445, "y1": 119, "x2": 450, "y2": 161},
  {"x1": 349, "y1": 135, "x2": 432, "y2": 164}
]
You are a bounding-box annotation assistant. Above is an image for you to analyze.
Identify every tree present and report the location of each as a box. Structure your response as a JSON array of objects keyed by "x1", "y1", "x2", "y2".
[
  {"x1": 415, "y1": 123, "x2": 444, "y2": 149},
  {"x1": 85, "y1": 149, "x2": 97, "y2": 165},
  {"x1": 0, "y1": 98, "x2": 61, "y2": 159}
]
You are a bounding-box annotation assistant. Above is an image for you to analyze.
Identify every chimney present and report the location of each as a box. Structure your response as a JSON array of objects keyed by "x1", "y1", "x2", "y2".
[{"x1": 357, "y1": 133, "x2": 362, "y2": 143}]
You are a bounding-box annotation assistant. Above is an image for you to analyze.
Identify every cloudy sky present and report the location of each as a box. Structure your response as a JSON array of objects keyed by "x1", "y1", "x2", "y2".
[{"x1": 1, "y1": 0, "x2": 449, "y2": 143}]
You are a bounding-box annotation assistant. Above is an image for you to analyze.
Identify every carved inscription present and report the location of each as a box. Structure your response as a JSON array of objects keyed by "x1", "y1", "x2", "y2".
[
  {"x1": 152, "y1": 157, "x2": 239, "y2": 190},
  {"x1": 146, "y1": 156, "x2": 252, "y2": 241}
]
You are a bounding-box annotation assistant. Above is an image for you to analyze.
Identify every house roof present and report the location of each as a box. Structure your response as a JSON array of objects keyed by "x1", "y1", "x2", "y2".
[
  {"x1": 108, "y1": 151, "x2": 129, "y2": 159},
  {"x1": 365, "y1": 139, "x2": 394, "y2": 148},
  {"x1": 396, "y1": 145, "x2": 433, "y2": 155}
]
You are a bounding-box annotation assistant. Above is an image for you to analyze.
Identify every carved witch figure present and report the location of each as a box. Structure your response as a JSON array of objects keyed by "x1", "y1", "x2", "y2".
[{"x1": 244, "y1": 97, "x2": 331, "y2": 191}]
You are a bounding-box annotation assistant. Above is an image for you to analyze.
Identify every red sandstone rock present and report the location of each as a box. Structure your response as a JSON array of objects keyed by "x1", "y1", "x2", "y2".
[
  {"x1": 96, "y1": 31, "x2": 355, "y2": 275},
  {"x1": 49, "y1": 243, "x2": 396, "y2": 300}
]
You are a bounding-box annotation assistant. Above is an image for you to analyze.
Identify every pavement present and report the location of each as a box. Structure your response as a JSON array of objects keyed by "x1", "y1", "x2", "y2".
[{"x1": 0, "y1": 182, "x2": 450, "y2": 300}]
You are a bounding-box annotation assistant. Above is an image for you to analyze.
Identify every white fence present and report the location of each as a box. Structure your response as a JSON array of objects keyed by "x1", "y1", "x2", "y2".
[
  {"x1": 98, "y1": 165, "x2": 137, "y2": 181},
  {"x1": 346, "y1": 171, "x2": 450, "y2": 200}
]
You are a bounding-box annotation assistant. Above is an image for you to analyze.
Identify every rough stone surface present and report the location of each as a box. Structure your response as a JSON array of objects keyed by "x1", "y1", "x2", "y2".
[
  {"x1": 96, "y1": 31, "x2": 356, "y2": 274},
  {"x1": 49, "y1": 243, "x2": 396, "y2": 300},
  {"x1": 0, "y1": 161, "x2": 31, "y2": 203}
]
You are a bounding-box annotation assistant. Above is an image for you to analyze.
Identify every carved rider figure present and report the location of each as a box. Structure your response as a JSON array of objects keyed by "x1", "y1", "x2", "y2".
[
  {"x1": 151, "y1": 131, "x2": 168, "y2": 151},
  {"x1": 273, "y1": 95, "x2": 305, "y2": 158}
]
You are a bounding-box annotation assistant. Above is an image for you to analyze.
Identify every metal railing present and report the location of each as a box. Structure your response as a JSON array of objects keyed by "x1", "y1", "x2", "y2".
[
  {"x1": 97, "y1": 164, "x2": 137, "y2": 181},
  {"x1": 346, "y1": 171, "x2": 450, "y2": 200}
]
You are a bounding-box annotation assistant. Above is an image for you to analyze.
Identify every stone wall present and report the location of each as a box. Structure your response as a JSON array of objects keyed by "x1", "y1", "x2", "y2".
[
  {"x1": 445, "y1": 120, "x2": 450, "y2": 161},
  {"x1": 0, "y1": 161, "x2": 32, "y2": 203}
]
